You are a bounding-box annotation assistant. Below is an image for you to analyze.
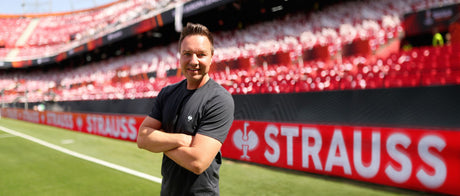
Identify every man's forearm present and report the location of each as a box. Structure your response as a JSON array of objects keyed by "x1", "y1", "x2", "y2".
[
  {"x1": 164, "y1": 134, "x2": 222, "y2": 175},
  {"x1": 137, "y1": 127, "x2": 192, "y2": 153},
  {"x1": 165, "y1": 147, "x2": 204, "y2": 174}
]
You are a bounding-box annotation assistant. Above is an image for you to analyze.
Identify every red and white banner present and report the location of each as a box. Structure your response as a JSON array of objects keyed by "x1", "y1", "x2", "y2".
[
  {"x1": 222, "y1": 120, "x2": 460, "y2": 195},
  {"x1": 0, "y1": 108, "x2": 144, "y2": 142},
  {"x1": 2, "y1": 108, "x2": 460, "y2": 195}
]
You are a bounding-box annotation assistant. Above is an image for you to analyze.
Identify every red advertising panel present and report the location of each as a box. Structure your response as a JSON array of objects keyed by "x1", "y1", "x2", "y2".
[
  {"x1": 0, "y1": 108, "x2": 144, "y2": 142},
  {"x1": 222, "y1": 120, "x2": 460, "y2": 195},
  {"x1": 2, "y1": 108, "x2": 459, "y2": 194}
]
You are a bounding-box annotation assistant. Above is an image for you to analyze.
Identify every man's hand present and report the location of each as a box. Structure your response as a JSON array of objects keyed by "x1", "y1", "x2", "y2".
[{"x1": 180, "y1": 133, "x2": 193, "y2": 147}]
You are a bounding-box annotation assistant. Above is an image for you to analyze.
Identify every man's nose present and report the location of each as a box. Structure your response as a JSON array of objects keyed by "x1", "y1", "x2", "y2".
[{"x1": 190, "y1": 54, "x2": 199, "y2": 65}]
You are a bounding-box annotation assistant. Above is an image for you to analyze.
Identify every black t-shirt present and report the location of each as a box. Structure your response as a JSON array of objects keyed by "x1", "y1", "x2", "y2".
[{"x1": 149, "y1": 78, "x2": 234, "y2": 196}]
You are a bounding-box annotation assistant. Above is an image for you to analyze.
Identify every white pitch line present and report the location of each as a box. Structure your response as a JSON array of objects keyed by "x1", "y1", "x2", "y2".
[{"x1": 0, "y1": 125, "x2": 162, "y2": 184}]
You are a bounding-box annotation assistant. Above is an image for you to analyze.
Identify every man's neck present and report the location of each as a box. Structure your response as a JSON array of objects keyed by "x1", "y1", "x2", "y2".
[{"x1": 187, "y1": 74, "x2": 210, "y2": 90}]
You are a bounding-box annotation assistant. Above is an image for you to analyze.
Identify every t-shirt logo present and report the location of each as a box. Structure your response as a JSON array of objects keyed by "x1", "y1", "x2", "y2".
[{"x1": 187, "y1": 115, "x2": 193, "y2": 122}]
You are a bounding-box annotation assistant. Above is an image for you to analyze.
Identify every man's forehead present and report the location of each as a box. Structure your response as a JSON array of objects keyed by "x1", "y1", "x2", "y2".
[
  {"x1": 182, "y1": 35, "x2": 211, "y2": 44},
  {"x1": 180, "y1": 35, "x2": 212, "y2": 52}
]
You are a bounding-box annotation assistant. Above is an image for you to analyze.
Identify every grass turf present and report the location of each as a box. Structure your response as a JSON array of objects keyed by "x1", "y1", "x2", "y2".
[{"x1": 0, "y1": 117, "x2": 425, "y2": 195}]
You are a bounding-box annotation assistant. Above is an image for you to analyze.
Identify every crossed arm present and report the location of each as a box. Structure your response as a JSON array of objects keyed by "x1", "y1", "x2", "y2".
[{"x1": 137, "y1": 116, "x2": 222, "y2": 175}]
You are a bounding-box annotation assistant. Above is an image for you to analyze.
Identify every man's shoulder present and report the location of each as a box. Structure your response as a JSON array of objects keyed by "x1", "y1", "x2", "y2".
[
  {"x1": 160, "y1": 79, "x2": 187, "y2": 94},
  {"x1": 201, "y1": 79, "x2": 234, "y2": 106},
  {"x1": 206, "y1": 79, "x2": 232, "y2": 96}
]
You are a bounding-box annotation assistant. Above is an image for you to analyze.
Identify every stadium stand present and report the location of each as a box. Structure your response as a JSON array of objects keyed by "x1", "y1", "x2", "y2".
[
  {"x1": 0, "y1": 0, "x2": 187, "y2": 60},
  {"x1": 1, "y1": 0, "x2": 460, "y2": 104}
]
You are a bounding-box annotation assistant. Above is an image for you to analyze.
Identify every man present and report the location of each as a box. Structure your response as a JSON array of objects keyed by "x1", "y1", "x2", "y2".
[{"x1": 137, "y1": 23, "x2": 235, "y2": 195}]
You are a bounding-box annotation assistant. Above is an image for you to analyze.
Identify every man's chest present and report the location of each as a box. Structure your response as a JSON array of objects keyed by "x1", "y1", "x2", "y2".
[{"x1": 162, "y1": 93, "x2": 204, "y2": 135}]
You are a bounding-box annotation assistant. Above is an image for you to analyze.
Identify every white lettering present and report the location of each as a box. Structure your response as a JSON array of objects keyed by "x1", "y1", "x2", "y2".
[
  {"x1": 325, "y1": 130, "x2": 351, "y2": 175},
  {"x1": 281, "y1": 126, "x2": 299, "y2": 166},
  {"x1": 353, "y1": 131, "x2": 380, "y2": 179},
  {"x1": 120, "y1": 117, "x2": 128, "y2": 139},
  {"x1": 178, "y1": 0, "x2": 224, "y2": 15},
  {"x1": 385, "y1": 133, "x2": 412, "y2": 183},
  {"x1": 432, "y1": 9, "x2": 453, "y2": 20},
  {"x1": 112, "y1": 117, "x2": 120, "y2": 138},
  {"x1": 107, "y1": 31, "x2": 123, "y2": 41},
  {"x1": 23, "y1": 111, "x2": 40, "y2": 123},
  {"x1": 264, "y1": 125, "x2": 280, "y2": 163},
  {"x1": 302, "y1": 127, "x2": 323, "y2": 170},
  {"x1": 47, "y1": 112, "x2": 73, "y2": 129},
  {"x1": 416, "y1": 135, "x2": 446, "y2": 189},
  {"x1": 86, "y1": 115, "x2": 93, "y2": 133},
  {"x1": 106, "y1": 117, "x2": 115, "y2": 137},
  {"x1": 97, "y1": 116, "x2": 105, "y2": 135},
  {"x1": 85, "y1": 115, "x2": 137, "y2": 140},
  {"x1": 128, "y1": 118, "x2": 137, "y2": 140},
  {"x1": 86, "y1": 115, "x2": 103, "y2": 134}
]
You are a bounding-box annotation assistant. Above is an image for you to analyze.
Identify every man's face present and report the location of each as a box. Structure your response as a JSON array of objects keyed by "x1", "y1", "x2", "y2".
[{"x1": 179, "y1": 35, "x2": 213, "y2": 88}]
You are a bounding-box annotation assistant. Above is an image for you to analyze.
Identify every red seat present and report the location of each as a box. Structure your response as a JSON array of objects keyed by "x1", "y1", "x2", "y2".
[{"x1": 294, "y1": 80, "x2": 310, "y2": 93}]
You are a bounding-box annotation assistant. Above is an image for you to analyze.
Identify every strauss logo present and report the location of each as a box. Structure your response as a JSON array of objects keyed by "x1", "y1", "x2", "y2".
[
  {"x1": 232, "y1": 122, "x2": 259, "y2": 160},
  {"x1": 76, "y1": 116, "x2": 83, "y2": 131}
]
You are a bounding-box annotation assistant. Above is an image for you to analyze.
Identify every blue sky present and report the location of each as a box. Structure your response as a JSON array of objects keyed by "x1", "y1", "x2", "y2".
[{"x1": 0, "y1": 0, "x2": 116, "y2": 15}]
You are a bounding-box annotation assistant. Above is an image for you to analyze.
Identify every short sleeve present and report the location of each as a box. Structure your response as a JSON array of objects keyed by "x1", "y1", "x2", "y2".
[
  {"x1": 148, "y1": 89, "x2": 164, "y2": 121},
  {"x1": 196, "y1": 90, "x2": 234, "y2": 143}
]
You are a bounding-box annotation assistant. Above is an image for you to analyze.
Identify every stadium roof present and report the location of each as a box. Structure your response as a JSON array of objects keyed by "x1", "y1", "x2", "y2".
[{"x1": 0, "y1": 0, "x2": 117, "y2": 15}]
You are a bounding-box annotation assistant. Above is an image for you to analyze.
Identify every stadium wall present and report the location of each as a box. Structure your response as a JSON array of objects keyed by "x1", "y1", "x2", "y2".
[{"x1": 34, "y1": 85, "x2": 460, "y2": 129}]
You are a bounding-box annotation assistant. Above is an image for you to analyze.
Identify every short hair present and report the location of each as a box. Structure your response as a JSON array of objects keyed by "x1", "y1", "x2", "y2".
[{"x1": 178, "y1": 23, "x2": 214, "y2": 55}]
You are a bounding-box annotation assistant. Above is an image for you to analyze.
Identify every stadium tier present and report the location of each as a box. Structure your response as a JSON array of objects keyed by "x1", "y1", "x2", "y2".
[
  {"x1": 0, "y1": 0, "x2": 459, "y2": 108},
  {"x1": 0, "y1": 0, "x2": 407, "y2": 61},
  {"x1": 0, "y1": 0, "x2": 187, "y2": 60},
  {"x1": 1, "y1": 0, "x2": 441, "y2": 103}
]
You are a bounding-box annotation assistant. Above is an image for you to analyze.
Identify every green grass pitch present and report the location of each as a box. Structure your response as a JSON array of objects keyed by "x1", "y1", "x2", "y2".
[{"x1": 0, "y1": 117, "x2": 425, "y2": 195}]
